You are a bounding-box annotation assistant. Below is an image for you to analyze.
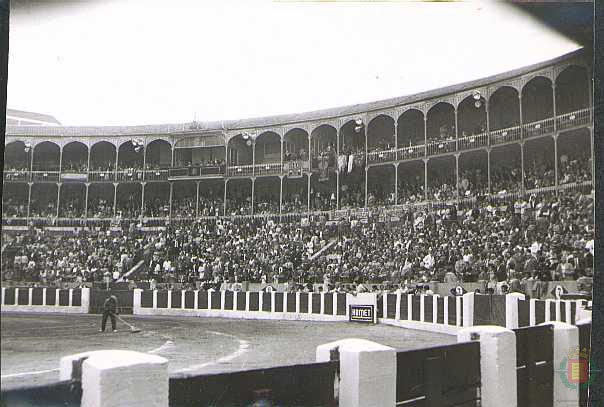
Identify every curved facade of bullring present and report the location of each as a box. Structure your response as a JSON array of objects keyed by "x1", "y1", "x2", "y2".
[{"x1": 3, "y1": 49, "x2": 593, "y2": 226}]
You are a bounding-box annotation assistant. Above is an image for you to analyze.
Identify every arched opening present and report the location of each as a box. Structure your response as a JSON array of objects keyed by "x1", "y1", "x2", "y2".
[
  {"x1": 426, "y1": 102, "x2": 455, "y2": 142},
  {"x1": 144, "y1": 182, "x2": 170, "y2": 217},
  {"x1": 227, "y1": 134, "x2": 253, "y2": 167},
  {"x1": 145, "y1": 139, "x2": 172, "y2": 170},
  {"x1": 398, "y1": 161, "x2": 425, "y2": 204},
  {"x1": 367, "y1": 115, "x2": 395, "y2": 153},
  {"x1": 226, "y1": 178, "x2": 252, "y2": 215},
  {"x1": 61, "y1": 142, "x2": 88, "y2": 173},
  {"x1": 90, "y1": 141, "x2": 116, "y2": 171},
  {"x1": 522, "y1": 76, "x2": 553, "y2": 123},
  {"x1": 367, "y1": 165, "x2": 395, "y2": 207},
  {"x1": 524, "y1": 137, "x2": 555, "y2": 189},
  {"x1": 283, "y1": 175, "x2": 308, "y2": 213},
  {"x1": 427, "y1": 156, "x2": 456, "y2": 202},
  {"x1": 489, "y1": 86, "x2": 520, "y2": 131},
  {"x1": 310, "y1": 173, "x2": 336, "y2": 211},
  {"x1": 254, "y1": 177, "x2": 280, "y2": 214},
  {"x1": 458, "y1": 94, "x2": 487, "y2": 137},
  {"x1": 32, "y1": 141, "x2": 60, "y2": 171},
  {"x1": 4, "y1": 141, "x2": 30, "y2": 171},
  {"x1": 59, "y1": 183, "x2": 86, "y2": 217},
  {"x1": 558, "y1": 128, "x2": 592, "y2": 184},
  {"x1": 339, "y1": 119, "x2": 365, "y2": 155},
  {"x1": 115, "y1": 183, "x2": 142, "y2": 218},
  {"x1": 284, "y1": 128, "x2": 309, "y2": 162},
  {"x1": 2, "y1": 183, "x2": 28, "y2": 218},
  {"x1": 491, "y1": 144, "x2": 522, "y2": 194},
  {"x1": 118, "y1": 140, "x2": 144, "y2": 170},
  {"x1": 255, "y1": 131, "x2": 281, "y2": 165},
  {"x1": 30, "y1": 183, "x2": 58, "y2": 217},
  {"x1": 458, "y1": 150, "x2": 488, "y2": 198},
  {"x1": 397, "y1": 109, "x2": 424, "y2": 148},
  {"x1": 88, "y1": 184, "x2": 115, "y2": 218},
  {"x1": 556, "y1": 65, "x2": 590, "y2": 115},
  {"x1": 172, "y1": 181, "x2": 197, "y2": 218},
  {"x1": 198, "y1": 180, "x2": 224, "y2": 217},
  {"x1": 311, "y1": 124, "x2": 337, "y2": 173}
]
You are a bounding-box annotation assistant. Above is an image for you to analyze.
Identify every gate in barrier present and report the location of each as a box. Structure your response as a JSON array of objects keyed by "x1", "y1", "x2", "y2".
[
  {"x1": 514, "y1": 324, "x2": 554, "y2": 407},
  {"x1": 472, "y1": 294, "x2": 506, "y2": 326},
  {"x1": 395, "y1": 342, "x2": 481, "y2": 406},
  {"x1": 169, "y1": 361, "x2": 338, "y2": 407}
]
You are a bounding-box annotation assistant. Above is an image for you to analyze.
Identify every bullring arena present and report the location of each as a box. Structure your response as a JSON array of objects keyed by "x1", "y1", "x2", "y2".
[{"x1": 1, "y1": 2, "x2": 595, "y2": 406}]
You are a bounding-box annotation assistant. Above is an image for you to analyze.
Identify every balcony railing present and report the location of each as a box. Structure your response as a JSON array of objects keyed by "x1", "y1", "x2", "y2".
[
  {"x1": 490, "y1": 126, "x2": 521, "y2": 146},
  {"x1": 458, "y1": 132, "x2": 488, "y2": 150},
  {"x1": 89, "y1": 171, "x2": 115, "y2": 182},
  {"x1": 254, "y1": 162, "x2": 283, "y2": 177},
  {"x1": 116, "y1": 169, "x2": 144, "y2": 181},
  {"x1": 31, "y1": 171, "x2": 60, "y2": 182},
  {"x1": 144, "y1": 169, "x2": 169, "y2": 181},
  {"x1": 367, "y1": 149, "x2": 397, "y2": 164},
  {"x1": 3, "y1": 171, "x2": 29, "y2": 182},
  {"x1": 522, "y1": 117, "x2": 555, "y2": 139},
  {"x1": 283, "y1": 160, "x2": 309, "y2": 177},
  {"x1": 426, "y1": 139, "x2": 456, "y2": 156},
  {"x1": 556, "y1": 108, "x2": 591, "y2": 132},
  {"x1": 397, "y1": 145, "x2": 425, "y2": 161},
  {"x1": 227, "y1": 164, "x2": 254, "y2": 177}
]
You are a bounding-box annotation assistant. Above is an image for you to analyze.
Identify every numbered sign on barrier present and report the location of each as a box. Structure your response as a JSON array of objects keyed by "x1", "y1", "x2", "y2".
[{"x1": 349, "y1": 304, "x2": 375, "y2": 323}]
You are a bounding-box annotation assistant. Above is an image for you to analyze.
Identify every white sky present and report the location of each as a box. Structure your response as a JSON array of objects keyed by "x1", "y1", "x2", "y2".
[{"x1": 7, "y1": 0, "x2": 580, "y2": 126}]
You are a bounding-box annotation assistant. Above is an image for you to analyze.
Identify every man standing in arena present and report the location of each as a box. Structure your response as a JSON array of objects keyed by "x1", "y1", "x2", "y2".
[{"x1": 99, "y1": 294, "x2": 119, "y2": 333}]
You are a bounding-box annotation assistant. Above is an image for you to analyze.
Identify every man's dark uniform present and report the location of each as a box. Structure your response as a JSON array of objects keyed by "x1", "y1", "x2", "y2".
[{"x1": 100, "y1": 295, "x2": 118, "y2": 332}]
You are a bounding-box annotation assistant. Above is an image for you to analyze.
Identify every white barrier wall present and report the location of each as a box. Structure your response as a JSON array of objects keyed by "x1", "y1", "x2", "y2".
[
  {"x1": 133, "y1": 289, "x2": 350, "y2": 322},
  {"x1": 0, "y1": 287, "x2": 90, "y2": 314}
]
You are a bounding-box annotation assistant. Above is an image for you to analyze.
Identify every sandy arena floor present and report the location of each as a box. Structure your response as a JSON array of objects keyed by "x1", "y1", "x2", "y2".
[{"x1": 1, "y1": 312, "x2": 455, "y2": 390}]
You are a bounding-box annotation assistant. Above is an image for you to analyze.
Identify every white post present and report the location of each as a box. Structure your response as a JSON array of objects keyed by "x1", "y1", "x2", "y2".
[
  {"x1": 81, "y1": 287, "x2": 90, "y2": 312},
  {"x1": 456, "y1": 295, "x2": 463, "y2": 327},
  {"x1": 181, "y1": 291, "x2": 185, "y2": 310},
  {"x1": 28, "y1": 288, "x2": 33, "y2": 306},
  {"x1": 539, "y1": 321, "x2": 579, "y2": 406},
  {"x1": 133, "y1": 289, "x2": 142, "y2": 314},
  {"x1": 395, "y1": 292, "x2": 401, "y2": 320},
  {"x1": 271, "y1": 291, "x2": 276, "y2": 313},
  {"x1": 432, "y1": 295, "x2": 438, "y2": 323},
  {"x1": 42, "y1": 287, "x2": 47, "y2": 306},
  {"x1": 462, "y1": 292, "x2": 474, "y2": 327},
  {"x1": 458, "y1": 326, "x2": 517, "y2": 407},
  {"x1": 69, "y1": 288, "x2": 74, "y2": 307},
  {"x1": 546, "y1": 299, "x2": 553, "y2": 322},
  {"x1": 245, "y1": 291, "x2": 250, "y2": 312},
  {"x1": 296, "y1": 292, "x2": 300, "y2": 314},
  {"x1": 1, "y1": 287, "x2": 4, "y2": 305},
  {"x1": 332, "y1": 292, "x2": 337, "y2": 315},
  {"x1": 258, "y1": 290, "x2": 264, "y2": 311},
  {"x1": 419, "y1": 294, "x2": 425, "y2": 322},
  {"x1": 60, "y1": 350, "x2": 168, "y2": 407},
  {"x1": 167, "y1": 290, "x2": 172, "y2": 309},
  {"x1": 220, "y1": 290, "x2": 226, "y2": 310},
  {"x1": 407, "y1": 294, "x2": 412, "y2": 320},
  {"x1": 529, "y1": 299, "x2": 537, "y2": 326},
  {"x1": 152, "y1": 290, "x2": 158, "y2": 309},
  {"x1": 316, "y1": 339, "x2": 396, "y2": 407},
  {"x1": 194, "y1": 290, "x2": 199, "y2": 309},
  {"x1": 14, "y1": 288, "x2": 19, "y2": 305},
  {"x1": 506, "y1": 293, "x2": 526, "y2": 329}
]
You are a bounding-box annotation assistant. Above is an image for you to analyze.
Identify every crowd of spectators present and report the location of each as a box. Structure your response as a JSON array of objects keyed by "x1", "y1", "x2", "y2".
[
  {"x1": 2, "y1": 188, "x2": 594, "y2": 296},
  {"x1": 2, "y1": 226, "x2": 144, "y2": 284}
]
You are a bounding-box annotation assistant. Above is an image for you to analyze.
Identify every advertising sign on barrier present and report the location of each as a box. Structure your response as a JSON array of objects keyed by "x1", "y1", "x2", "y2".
[{"x1": 349, "y1": 304, "x2": 375, "y2": 323}]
